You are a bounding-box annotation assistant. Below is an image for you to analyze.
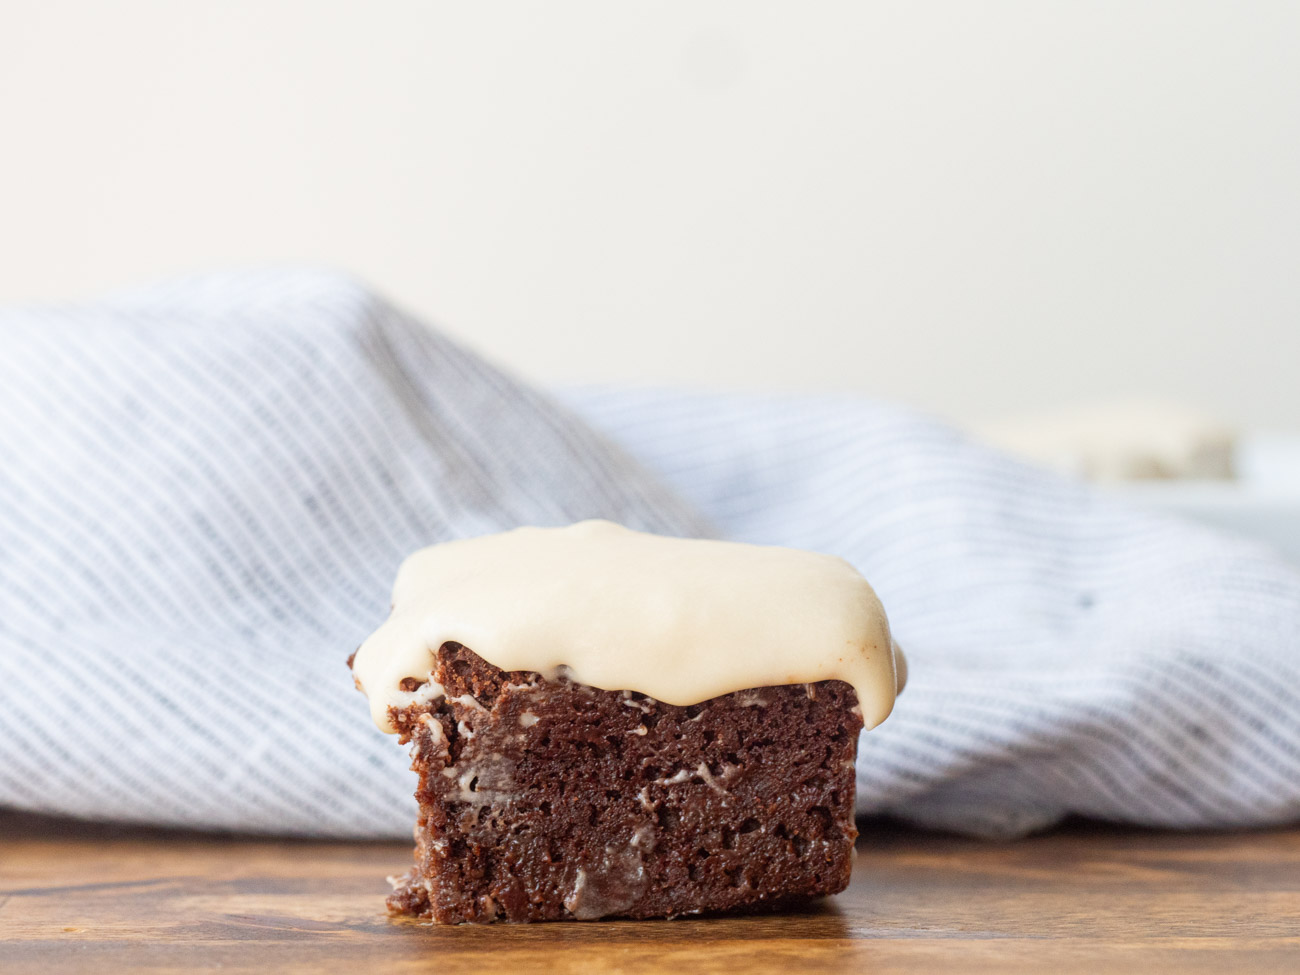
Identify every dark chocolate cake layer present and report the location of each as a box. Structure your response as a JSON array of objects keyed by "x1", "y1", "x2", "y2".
[{"x1": 377, "y1": 642, "x2": 862, "y2": 923}]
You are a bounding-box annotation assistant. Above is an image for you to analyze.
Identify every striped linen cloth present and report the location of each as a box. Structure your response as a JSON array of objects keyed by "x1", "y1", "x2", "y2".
[{"x1": 2, "y1": 269, "x2": 1298, "y2": 839}]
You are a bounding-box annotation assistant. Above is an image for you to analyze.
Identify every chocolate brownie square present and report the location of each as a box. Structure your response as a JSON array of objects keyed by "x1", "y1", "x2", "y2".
[{"x1": 370, "y1": 642, "x2": 863, "y2": 923}]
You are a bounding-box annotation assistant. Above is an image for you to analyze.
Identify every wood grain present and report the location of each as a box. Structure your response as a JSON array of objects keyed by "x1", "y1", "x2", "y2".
[{"x1": 2, "y1": 811, "x2": 1297, "y2": 974}]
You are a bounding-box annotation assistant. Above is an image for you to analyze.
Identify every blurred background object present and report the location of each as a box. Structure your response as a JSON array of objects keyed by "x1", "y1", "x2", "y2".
[
  {"x1": 972, "y1": 398, "x2": 1300, "y2": 565},
  {"x1": 975, "y1": 401, "x2": 1237, "y2": 483},
  {"x1": 1107, "y1": 432, "x2": 1300, "y2": 568},
  {"x1": 2, "y1": 0, "x2": 1298, "y2": 433}
]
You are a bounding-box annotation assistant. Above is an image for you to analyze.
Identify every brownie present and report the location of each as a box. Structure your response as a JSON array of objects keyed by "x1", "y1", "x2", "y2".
[{"x1": 367, "y1": 642, "x2": 863, "y2": 923}]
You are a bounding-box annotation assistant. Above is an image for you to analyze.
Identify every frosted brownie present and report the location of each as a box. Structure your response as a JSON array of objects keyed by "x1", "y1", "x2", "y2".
[{"x1": 350, "y1": 521, "x2": 902, "y2": 923}]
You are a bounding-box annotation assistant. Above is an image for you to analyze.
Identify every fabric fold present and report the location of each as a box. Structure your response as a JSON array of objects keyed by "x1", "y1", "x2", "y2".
[{"x1": 1, "y1": 269, "x2": 1297, "y2": 838}]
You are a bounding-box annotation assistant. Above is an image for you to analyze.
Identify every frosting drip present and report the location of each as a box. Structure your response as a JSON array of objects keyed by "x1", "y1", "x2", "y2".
[{"x1": 353, "y1": 520, "x2": 902, "y2": 733}]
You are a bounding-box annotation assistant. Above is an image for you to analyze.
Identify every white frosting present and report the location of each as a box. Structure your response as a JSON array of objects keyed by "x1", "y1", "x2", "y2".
[{"x1": 353, "y1": 520, "x2": 902, "y2": 733}]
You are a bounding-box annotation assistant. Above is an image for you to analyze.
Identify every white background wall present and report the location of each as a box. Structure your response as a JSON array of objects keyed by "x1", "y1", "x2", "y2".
[{"x1": 3, "y1": 1, "x2": 1297, "y2": 428}]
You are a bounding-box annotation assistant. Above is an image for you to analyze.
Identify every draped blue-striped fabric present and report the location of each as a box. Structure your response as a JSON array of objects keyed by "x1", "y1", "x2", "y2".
[{"x1": 2, "y1": 269, "x2": 1298, "y2": 838}]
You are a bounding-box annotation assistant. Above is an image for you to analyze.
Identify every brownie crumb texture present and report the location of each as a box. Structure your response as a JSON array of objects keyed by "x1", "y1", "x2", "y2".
[{"x1": 385, "y1": 643, "x2": 862, "y2": 923}]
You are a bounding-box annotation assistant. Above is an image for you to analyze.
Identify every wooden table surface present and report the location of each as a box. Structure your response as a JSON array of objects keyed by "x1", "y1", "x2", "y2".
[{"x1": 2, "y1": 811, "x2": 1297, "y2": 974}]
